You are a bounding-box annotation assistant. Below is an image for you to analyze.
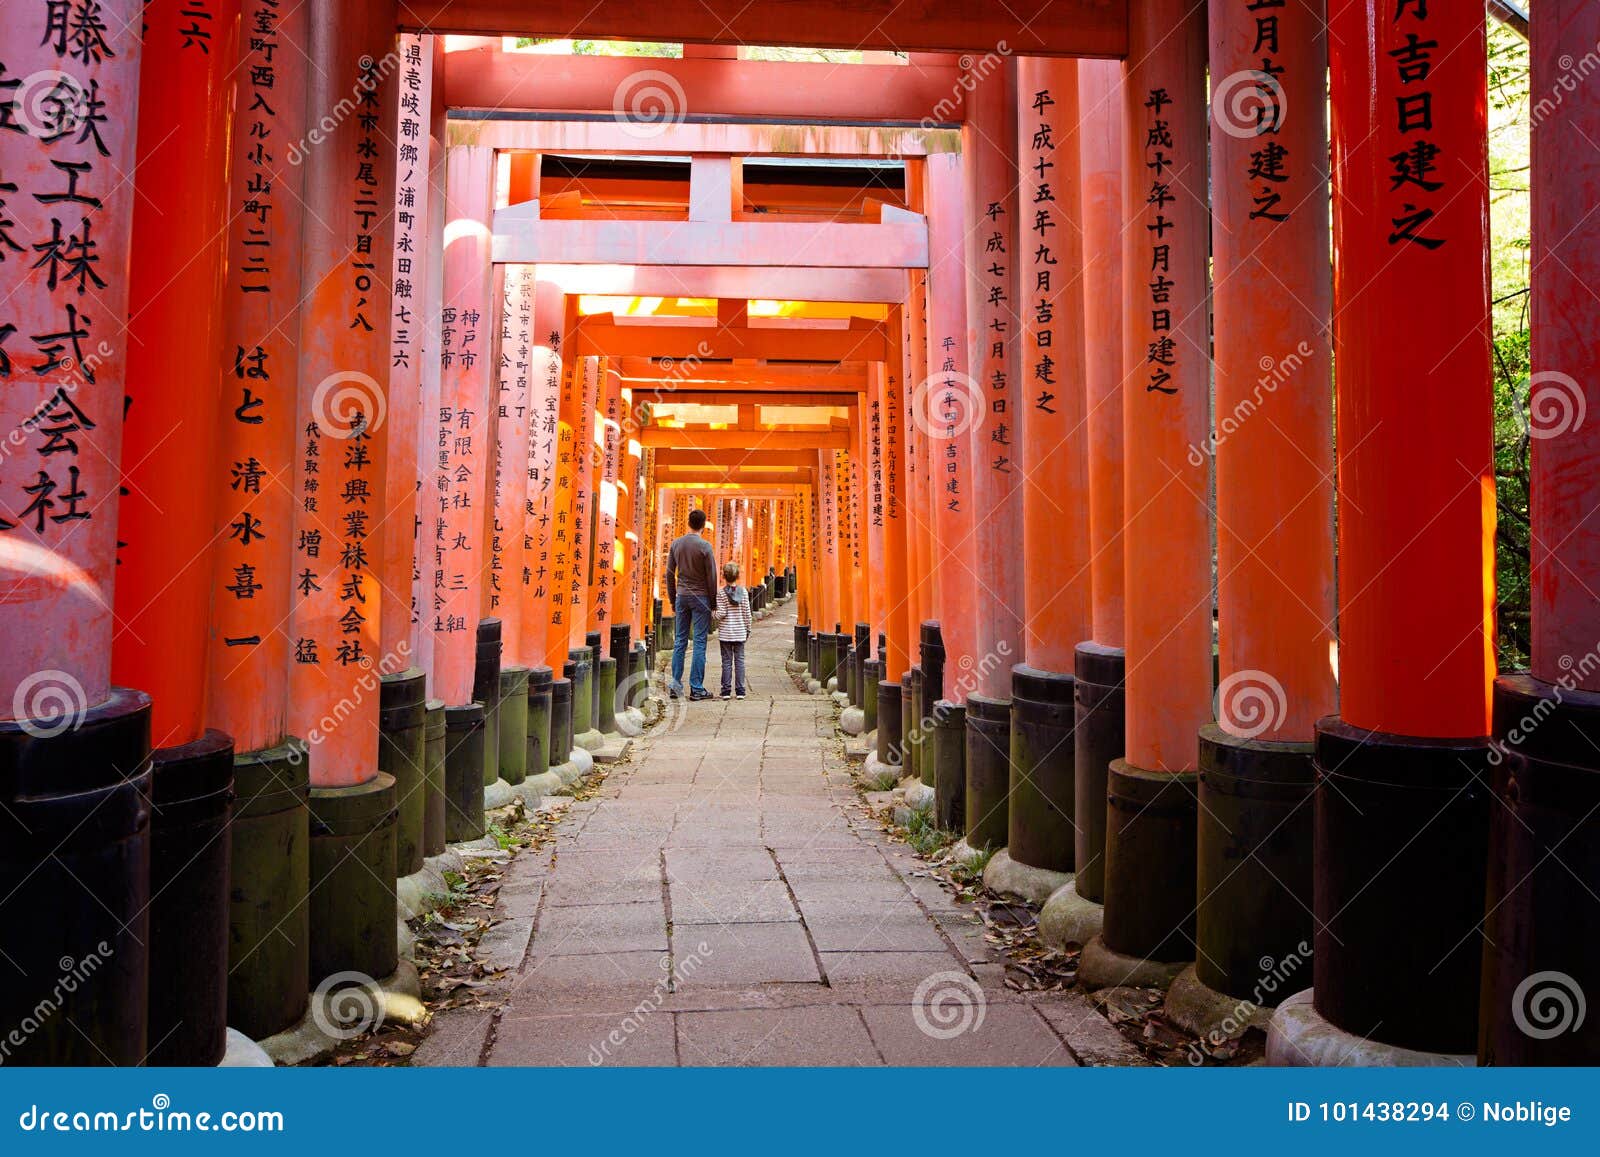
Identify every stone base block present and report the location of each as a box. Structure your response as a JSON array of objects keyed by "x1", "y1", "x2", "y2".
[
  {"x1": 483, "y1": 778, "x2": 518, "y2": 811},
  {"x1": 219, "y1": 1028, "x2": 275, "y2": 1067},
  {"x1": 902, "y1": 780, "x2": 934, "y2": 813},
  {"x1": 1266, "y1": 989, "x2": 1474, "y2": 1067},
  {"x1": 982, "y1": 848, "x2": 1075, "y2": 905},
  {"x1": 1165, "y1": 964, "x2": 1273, "y2": 1043},
  {"x1": 592, "y1": 735, "x2": 632, "y2": 764},
  {"x1": 949, "y1": 838, "x2": 990, "y2": 868},
  {"x1": 785, "y1": 659, "x2": 809, "y2": 674},
  {"x1": 1078, "y1": 934, "x2": 1188, "y2": 992},
  {"x1": 1038, "y1": 879, "x2": 1104, "y2": 950},
  {"x1": 257, "y1": 962, "x2": 427, "y2": 1066},
  {"x1": 521, "y1": 771, "x2": 562, "y2": 802},
  {"x1": 858, "y1": 753, "x2": 900, "y2": 791},
  {"x1": 574, "y1": 728, "x2": 606, "y2": 752},
  {"x1": 840, "y1": 706, "x2": 865, "y2": 735}
]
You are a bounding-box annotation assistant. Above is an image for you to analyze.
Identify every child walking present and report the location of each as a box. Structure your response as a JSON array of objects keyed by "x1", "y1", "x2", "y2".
[{"x1": 715, "y1": 561, "x2": 754, "y2": 700}]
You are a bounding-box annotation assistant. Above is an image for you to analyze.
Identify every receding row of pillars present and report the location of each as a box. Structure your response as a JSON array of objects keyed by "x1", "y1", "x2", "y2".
[
  {"x1": 794, "y1": 2, "x2": 1597, "y2": 1065},
  {"x1": 1, "y1": 0, "x2": 1596, "y2": 1068},
  {"x1": 0, "y1": 0, "x2": 802, "y2": 1064}
]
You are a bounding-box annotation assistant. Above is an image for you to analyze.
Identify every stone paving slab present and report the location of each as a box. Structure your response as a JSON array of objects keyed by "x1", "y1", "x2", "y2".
[{"x1": 467, "y1": 603, "x2": 1126, "y2": 1068}]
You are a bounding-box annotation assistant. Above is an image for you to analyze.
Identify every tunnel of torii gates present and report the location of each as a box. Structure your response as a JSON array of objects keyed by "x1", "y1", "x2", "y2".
[{"x1": 0, "y1": 0, "x2": 1591, "y2": 1069}]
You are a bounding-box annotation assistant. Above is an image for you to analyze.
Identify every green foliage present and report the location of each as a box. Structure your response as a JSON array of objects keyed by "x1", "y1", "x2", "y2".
[{"x1": 1488, "y1": 18, "x2": 1532, "y2": 669}]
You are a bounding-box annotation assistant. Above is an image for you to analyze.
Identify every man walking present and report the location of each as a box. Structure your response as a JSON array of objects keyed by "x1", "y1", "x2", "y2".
[{"x1": 666, "y1": 507, "x2": 718, "y2": 700}]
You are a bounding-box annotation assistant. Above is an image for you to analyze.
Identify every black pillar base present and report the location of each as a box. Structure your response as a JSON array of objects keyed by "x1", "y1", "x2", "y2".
[
  {"x1": 793, "y1": 622, "x2": 810, "y2": 663},
  {"x1": 1073, "y1": 643, "x2": 1125, "y2": 902},
  {"x1": 228, "y1": 736, "x2": 310, "y2": 1040},
  {"x1": 1009, "y1": 664, "x2": 1077, "y2": 874},
  {"x1": 148, "y1": 728, "x2": 235, "y2": 1066},
  {"x1": 909, "y1": 666, "x2": 926, "y2": 785},
  {"x1": 596, "y1": 657, "x2": 618, "y2": 733},
  {"x1": 920, "y1": 621, "x2": 946, "y2": 706},
  {"x1": 308, "y1": 773, "x2": 398, "y2": 984},
  {"x1": 964, "y1": 694, "x2": 1010, "y2": 850},
  {"x1": 0, "y1": 687, "x2": 153, "y2": 1066},
  {"x1": 443, "y1": 703, "x2": 486, "y2": 842},
  {"x1": 852, "y1": 622, "x2": 870, "y2": 706},
  {"x1": 422, "y1": 701, "x2": 446, "y2": 857},
  {"x1": 378, "y1": 668, "x2": 428, "y2": 876},
  {"x1": 567, "y1": 649, "x2": 594, "y2": 737},
  {"x1": 1102, "y1": 759, "x2": 1198, "y2": 963},
  {"x1": 586, "y1": 631, "x2": 604, "y2": 727},
  {"x1": 1196, "y1": 723, "x2": 1315, "y2": 1001},
  {"x1": 816, "y1": 633, "x2": 842, "y2": 688},
  {"x1": 473, "y1": 619, "x2": 503, "y2": 788},
  {"x1": 831, "y1": 634, "x2": 851, "y2": 692},
  {"x1": 525, "y1": 666, "x2": 554, "y2": 777},
  {"x1": 550, "y1": 677, "x2": 574, "y2": 763},
  {"x1": 930, "y1": 700, "x2": 967, "y2": 834},
  {"x1": 862, "y1": 659, "x2": 881, "y2": 733},
  {"x1": 1481, "y1": 674, "x2": 1600, "y2": 1064},
  {"x1": 877, "y1": 678, "x2": 903, "y2": 767},
  {"x1": 1313, "y1": 716, "x2": 1489, "y2": 1055},
  {"x1": 497, "y1": 666, "x2": 529, "y2": 786}
]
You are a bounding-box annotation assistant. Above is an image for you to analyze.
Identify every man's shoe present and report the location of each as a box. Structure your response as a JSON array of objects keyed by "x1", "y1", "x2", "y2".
[
  {"x1": 669, "y1": 689, "x2": 681, "y2": 700},
  {"x1": 721, "y1": 691, "x2": 732, "y2": 701},
  {"x1": 689, "y1": 690, "x2": 714, "y2": 701},
  {"x1": 736, "y1": 691, "x2": 746, "y2": 700}
]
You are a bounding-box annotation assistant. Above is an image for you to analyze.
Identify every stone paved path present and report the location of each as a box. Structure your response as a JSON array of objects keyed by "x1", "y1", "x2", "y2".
[{"x1": 417, "y1": 602, "x2": 1138, "y2": 1067}]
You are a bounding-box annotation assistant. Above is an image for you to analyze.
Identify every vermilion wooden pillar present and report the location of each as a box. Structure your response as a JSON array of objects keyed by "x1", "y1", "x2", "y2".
[
  {"x1": 113, "y1": 0, "x2": 242, "y2": 1066},
  {"x1": 960, "y1": 58, "x2": 1025, "y2": 846},
  {"x1": 414, "y1": 36, "x2": 447, "y2": 702},
  {"x1": 924, "y1": 151, "x2": 974, "y2": 826},
  {"x1": 567, "y1": 354, "x2": 602, "y2": 746},
  {"x1": 1269, "y1": 0, "x2": 1495, "y2": 1062},
  {"x1": 818, "y1": 449, "x2": 840, "y2": 634},
  {"x1": 116, "y1": 0, "x2": 240, "y2": 747},
  {"x1": 290, "y1": 0, "x2": 400, "y2": 986},
  {"x1": 1003, "y1": 56, "x2": 1090, "y2": 873},
  {"x1": 1483, "y1": 0, "x2": 1600, "y2": 1065},
  {"x1": 1198, "y1": 0, "x2": 1333, "y2": 1008},
  {"x1": 525, "y1": 279, "x2": 563, "y2": 675},
  {"x1": 1071, "y1": 56, "x2": 1128, "y2": 909},
  {"x1": 211, "y1": 0, "x2": 315, "y2": 1044},
  {"x1": 377, "y1": 30, "x2": 434, "y2": 881},
  {"x1": 492, "y1": 264, "x2": 532, "y2": 659},
  {"x1": 1086, "y1": 0, "x2": 1211, "y2": 984},
  {"x1": 0, "y1": 0, "x2": 152, "y2": 1067}
]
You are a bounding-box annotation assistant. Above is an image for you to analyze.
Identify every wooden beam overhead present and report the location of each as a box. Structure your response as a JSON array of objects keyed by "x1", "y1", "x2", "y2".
[
  {"x1": 452, "y1": 118, "x2": 957, "y2": 159},
  {"x1": 405, "y1": 2, "x2": 1128, "y2": 58},
  {"x1": 492, "y1": 210, "x2": 927, "y2": 270},
  {"x1": 645, "y1": 391, "x2": 858, "y2": 407},
  {"x1": 654, "y1": 449, "x2": 821, "y2": 468},
  {"x1": 524, "y1": 265, "x2": 905, "y2": 304},
  {"x1": 641, "y1": 429, "x2": 851, "y2": 451},
  {"x1": 576, "y1": 318, "x2": 888, "y2": 361},
  {"x1": 442, "y1": 49, "x2": 972, "y2": 122}
]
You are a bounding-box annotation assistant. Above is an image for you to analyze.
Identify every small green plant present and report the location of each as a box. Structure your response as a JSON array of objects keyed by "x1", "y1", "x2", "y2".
[
  {"x1": 902, "y1": 808, "x2": 953, "y2": 858},
  {"x1": 485, "y1": 822, "x2": 521, "y2": 852},
  {"x1": 951, "y1": 845, "x2": 994, "y2": 886}
]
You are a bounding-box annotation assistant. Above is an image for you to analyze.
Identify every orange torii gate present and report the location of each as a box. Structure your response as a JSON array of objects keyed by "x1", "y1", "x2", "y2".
[{"x1": 3, "y1": 1, "x2": 1588, "y2": 1073}]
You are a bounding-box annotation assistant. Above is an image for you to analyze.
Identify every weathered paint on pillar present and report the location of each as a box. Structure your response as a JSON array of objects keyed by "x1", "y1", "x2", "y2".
[
  {"x1": 964, "y1": 56, "x2": 1024, "y2": 696},
  {"x1": 545, "y1": 308, "x2": 580, "y2": 673},
  {"x1": 1211, "y1": 0, "x2": 1335, "y2": 740},
  {"x1": 491, "y1": 263, "x2": 532, "y2": 661},
  {"x1": 522, "y1": 277, "x2": 562, "y2": 669},
  {"x1": 882, "y1": 309, "x2": 909, "y2": 681},
  {"x1": 1122, "y1": 0, "x2": 1212, "y2": 772},
  {"x1": 431, "y1": 146, "x2": 495, "y2": 708},
  {"x1": 380, "y1": 33, "x2": 433, "y2": 670},
  {"x1": 413, "y1": 37, "x2": 447, "y2": 696},
  {"x1": 818, "y1": 450, "x2": 839, "y2": 630},
  {"x1": 0, "y1": 0, "x2": 142, "y2": 716},
  {"x1": 925, "y1": 151, "x2": 976, "y2": 701},
  {"x1": 288, "y1": 1, "x2": 397, "y2": 783},
  {"x1": 567, "y1": 355, "x2": 599, "y2": 649},
  {"x1": 1330, "y1": 0, "x2": 1493, "y2": 737},
  {"x1": 591, "y1": 360, "x2": 623, "y2": 630},
  {"x1": 1018, "y1": 56, "x2": 1091, "y2": 672},
  {"x1": 1529, "y1": 1, "x2": 1600, "y2": 690},
  {"x1": 207, "y1": 0, "x2": 307, "y2": 750},
  {"x1": 115, "y1": 0, "x2": 242, "y2": 749},
  {"x1": 1079, "y1": 58, "x2": 1126, "y2": 649},
  {"x1": 867, "y1": 361, "x2": 889, "y2": 663}
]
